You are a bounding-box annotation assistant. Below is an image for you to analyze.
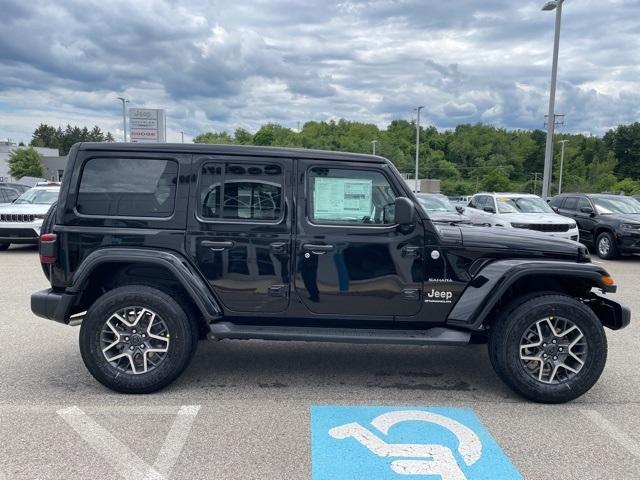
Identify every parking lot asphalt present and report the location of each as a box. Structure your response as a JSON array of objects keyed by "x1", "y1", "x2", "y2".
[{"x1": 1, "y1": 245, "x2": 640, "y2": 479}]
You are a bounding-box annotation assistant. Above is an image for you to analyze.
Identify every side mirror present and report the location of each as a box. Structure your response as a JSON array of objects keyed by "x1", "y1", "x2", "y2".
[
  {"x1": 394, "y1": 197, "x2": 416, "y2": 225},
  {"x1": 483, "y1": 206, "x2": 496, "y2": 213},
  {"x1": 455, "y1": 205, "x2": 465, "y2": 214},
  {"x1": 552, "y1": 206, "x2": 559, "y2": 213},
  {"x1": 580, "y1": 207, "x2": 594, "y2": 214}
]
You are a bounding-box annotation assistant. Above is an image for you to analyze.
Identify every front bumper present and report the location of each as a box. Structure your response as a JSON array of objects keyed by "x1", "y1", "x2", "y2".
[
  {"x1": 0, "y1": 221, "x2": 42, "y2": 244},
  {"x1": 616, "y1": 230, "x2": 640, "y2": 254},
  {"x1": 31, "y1": 288, "x2": 76, "y2": 324},
  {"x1": 588, "y1": 292, "x2": 631, "y2": 330}
]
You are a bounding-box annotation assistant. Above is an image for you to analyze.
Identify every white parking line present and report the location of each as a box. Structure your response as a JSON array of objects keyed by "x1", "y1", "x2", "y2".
[
  {"x1": 57, "y1": 405, "x2": 200, "y2": 480},
  {"x1": 580, "y1": 409, "x2": 640, "y2": 460}
]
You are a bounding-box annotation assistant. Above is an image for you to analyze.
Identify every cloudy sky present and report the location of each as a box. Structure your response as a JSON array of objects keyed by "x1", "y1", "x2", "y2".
[{"x1": 0, "y1": 0, "x2": 638, "y2": 144}]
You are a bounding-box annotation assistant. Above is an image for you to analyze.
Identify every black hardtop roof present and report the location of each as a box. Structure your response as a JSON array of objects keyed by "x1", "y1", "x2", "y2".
[{"x1": 77, "y1": 142, "x2": 388, "y2": 164}]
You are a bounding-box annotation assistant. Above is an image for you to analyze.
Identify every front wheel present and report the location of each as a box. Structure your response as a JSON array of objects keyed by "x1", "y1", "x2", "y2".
[
  {"x1": 79, "y1": 285, "x2": 197, "y2": 394},
  {"x1": 596, "y1": 231, "x2": 618, "y2": 259},
  {"x1": 489, "y1": 294, "x2": 607, "y2": 403}
]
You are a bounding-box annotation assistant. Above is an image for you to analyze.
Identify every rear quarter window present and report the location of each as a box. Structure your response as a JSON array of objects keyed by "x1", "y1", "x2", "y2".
[{"x1": 77, "y1": 157, "x2": 178, "y2": 218}]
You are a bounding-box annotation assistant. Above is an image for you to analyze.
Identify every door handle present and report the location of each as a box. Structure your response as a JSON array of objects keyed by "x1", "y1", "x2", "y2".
[
  {"x1": 202, "y1": 240, "x2": 235, "y2": 251},
  {"x1": 270, "y1": 242, "x2": 289, "y2": 254},
  {"x1": 302, "y1": 243, "x2": 335, "y2": 255}
]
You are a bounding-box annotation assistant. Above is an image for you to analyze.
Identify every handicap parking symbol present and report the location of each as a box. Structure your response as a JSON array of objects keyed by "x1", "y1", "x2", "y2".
[{"x1": 311, "y1": 406, "x2": 522, "y2": 480}]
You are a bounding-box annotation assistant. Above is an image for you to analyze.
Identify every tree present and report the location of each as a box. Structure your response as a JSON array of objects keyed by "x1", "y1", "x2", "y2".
[
  {"x1": 8, "y1": 147, "x2": 45, "y2": 179},
  {"x1": 193, "y1": 131, "x2": 235, "y2": 144},
  {"x1": 29, "y1": 123, "x2": 114, "y2": 155}
]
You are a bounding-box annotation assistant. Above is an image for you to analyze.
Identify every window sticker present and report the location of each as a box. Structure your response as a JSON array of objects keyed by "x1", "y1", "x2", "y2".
[{"x1": 314, "y1": 177, "x2": 373, "y2": 221}]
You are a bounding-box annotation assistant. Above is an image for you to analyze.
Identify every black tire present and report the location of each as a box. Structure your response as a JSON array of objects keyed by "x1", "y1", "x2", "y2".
[
  {"x1": 489, "y1": 294, "x2": 607, "y2": 404},
  {"x1": 596, "y1": 231, "x2": 618, "y2": 260},
  {"x1": 40, "y1": 201, "x2": 57, "y2": 279},
  {"x1": 0, "y1": 243, "x2": 9, "y2": 251},
  {"x1": 79, "y1": 285, "x2": 197, "y2": 394}
]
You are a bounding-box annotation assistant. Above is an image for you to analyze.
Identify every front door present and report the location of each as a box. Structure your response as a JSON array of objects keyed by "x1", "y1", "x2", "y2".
[
  {"x1": 187, "y1": 156, "x2": 293, "y2": 313},
  {"x1": 293, "y1": 159, "x2": 425, "y2": 318}
]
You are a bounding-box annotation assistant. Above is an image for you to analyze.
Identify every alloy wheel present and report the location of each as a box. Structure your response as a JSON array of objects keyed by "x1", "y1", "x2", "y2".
[
  {"x1": 598, "y1": 236, "x2": 611, "y2": 257},
  {"x1": 519, "y1": 316, "x2": 587, "y2": 384},
  {"x1": 100, "y1": 307, "x2": 170, "y2": 374}
]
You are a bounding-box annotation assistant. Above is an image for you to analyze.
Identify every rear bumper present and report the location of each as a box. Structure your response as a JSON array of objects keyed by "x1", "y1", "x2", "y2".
[
  {"x1": 31, "y1": 288, "x2": 76, "y2": 324},
  {"x1": 588, "y1": 292, "x2": 631, "y2": 330}
]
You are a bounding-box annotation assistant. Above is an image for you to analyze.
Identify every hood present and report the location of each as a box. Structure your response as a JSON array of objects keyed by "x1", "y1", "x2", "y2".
[
  {"x1": 436, "y1": 224, "x2": 586, "y2": 261},
  {"x1": 498, "y1": 213, "x2": 573, "y2": 225},
  {"x1": 605, "y1": 213, "x2": 640, "y2": 224},
  {"x1": 0, "y1": 203, "x2": 52, "y2": 215},
  {"x1": 428, "y1": 211, "x2": 471, "y2": 224}
]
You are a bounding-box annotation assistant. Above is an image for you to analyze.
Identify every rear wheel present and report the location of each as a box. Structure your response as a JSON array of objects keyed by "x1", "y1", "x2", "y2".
[
  {"x1": 79, "y1": 285, "x2": 197, "y2": 394},
  {"x1": 596, "y1": 231, "x2": 618, "y2": 259},
  {"x1": 489, "y1": 294, "x2": 607, "y2": 403}
]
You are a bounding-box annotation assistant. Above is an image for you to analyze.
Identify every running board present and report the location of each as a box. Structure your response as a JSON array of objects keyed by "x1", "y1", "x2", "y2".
[{"x1": 208, "y1": 322, "x2": 471, "y2": 346}]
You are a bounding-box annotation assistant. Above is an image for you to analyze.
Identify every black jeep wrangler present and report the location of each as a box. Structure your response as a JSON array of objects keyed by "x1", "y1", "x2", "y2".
[{"x1": 31, "y1": 143, "x2": 630, "y2": 403}]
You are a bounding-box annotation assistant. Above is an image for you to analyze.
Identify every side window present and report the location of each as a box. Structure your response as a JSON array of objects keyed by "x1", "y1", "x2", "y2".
[
  {"x1": 6, "y1": 189, "x2": 18, "y2": 202},
  {"x1": 0, "y1": 189, "x2": 6, "y2": 202},
  {"x1": 308, "y1": 167, "x2": 397, "y2": 225},
  {"x1": 77, "y1": 158, "x2": 178, "y2": 217},
  {"x1": 563, "y1": 197, "x2": 578, "y2": 211},
  {"x1": 469, "y1": 195, "x2": 484, "y2": 210},
  {"x1": 475, "y1": 196, "x2": 488, "y2": 209},
  {"x1": 577, "y1": 197, "x2": 592, "y2": 211},
  {"x1": 549, "y1": 196, "x2": 563, "y2": 208},
  {"x1": 199, "y1": 162, "x2": 283, "y2": 221}
]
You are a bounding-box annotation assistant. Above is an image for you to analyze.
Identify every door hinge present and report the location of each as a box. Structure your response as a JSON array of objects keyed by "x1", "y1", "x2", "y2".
[
  {"x1": 268, "y1": 284, "x2": 288, "y2": 297},
  {"x1": 401, "y1": 288, "x2": 421, "y2": 301}
]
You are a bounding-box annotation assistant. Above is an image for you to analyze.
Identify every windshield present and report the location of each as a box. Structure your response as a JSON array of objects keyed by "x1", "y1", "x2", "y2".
[
  {"x1": 593, "y1": 197, "x2": 640, "y2": 214},
  {"x1": 496, "y1": 196, "x2": 554, "y2": 214},
  {"x1": 417, "y1": 195, "x2": 456, "y2": 213},
  {"x1": 14, "y1": 189, "x2": 59, "y2": 205}
]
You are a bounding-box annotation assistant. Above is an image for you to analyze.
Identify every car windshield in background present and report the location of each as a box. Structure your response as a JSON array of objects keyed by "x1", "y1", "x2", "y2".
[
  {"x1": 417, "y1": 195, "x2": 455, "y2": 213},
  {"x1": 497, "y1": 196, "x2": 554, "y2": 214},
  {"x1": 593, "y1": 197, "x2": 640, "y2": 215},
  {"x1": 14, "y1": 189, "x2": 59, "y2": 205}
]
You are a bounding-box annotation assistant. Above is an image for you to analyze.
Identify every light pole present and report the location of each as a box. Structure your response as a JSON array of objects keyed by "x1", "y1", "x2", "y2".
[
  {"x1": 558, "y1": 139, "x2": 568, "y2": 194},
  {"x1": 541, "y1": 0, "x2": 564, "y2": 200},
  {"x1": 414, "y1": 106, "x2": 425, "y2": 192},
  {"x1": 370, "y1": 140, "x2": 378, "y2": 155},
  {"x1": 116, "y1": 97, "x2": 129, "y2": 142},
  {"x1": 180, "y1": 131, "x2": 185, "y2": 144}
]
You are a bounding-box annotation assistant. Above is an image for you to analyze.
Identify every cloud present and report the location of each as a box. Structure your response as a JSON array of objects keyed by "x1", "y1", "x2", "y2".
[{"x1": 0, "y1": 0, "x2": 638, "y2": 144}]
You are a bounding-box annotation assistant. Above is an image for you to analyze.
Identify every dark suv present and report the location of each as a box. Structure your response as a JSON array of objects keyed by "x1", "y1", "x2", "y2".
[
  {"x1": 31, "y1": 143, "x2": 630, "y2": 403},
  {"x1": 550, "y1": 193, "x2": 640, "y2": 259}
]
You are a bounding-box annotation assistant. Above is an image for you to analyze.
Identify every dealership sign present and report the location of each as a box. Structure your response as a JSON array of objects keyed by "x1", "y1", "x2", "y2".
[{"x1": 129, "y1": 108, "x2": 166, "y2": 143}]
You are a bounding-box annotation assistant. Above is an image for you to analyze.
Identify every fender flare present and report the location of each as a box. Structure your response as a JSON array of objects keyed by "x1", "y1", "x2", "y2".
[
  {"x1": 446, "y1": 259, "x2": 614, "y2": 330},
  {"x1": 68, "y1": 247, "x2": 222, "y2": 322}
]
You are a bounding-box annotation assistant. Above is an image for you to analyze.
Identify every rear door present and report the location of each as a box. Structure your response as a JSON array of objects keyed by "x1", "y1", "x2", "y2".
[
  {"x1": 293, "y1": 159, "x2": 424, "y2": 318},
  {"x1": 575, "y1": 196, "x2": 598, "y2": 244},
  {"x1": 187, "y1": 155, "x2": 293, "y2": 314}
]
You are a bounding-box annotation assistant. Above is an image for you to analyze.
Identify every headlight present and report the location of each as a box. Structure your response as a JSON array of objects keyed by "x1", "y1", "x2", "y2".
[
  {"x1": 621, "y1": 223, "x2": 640, "y2": 231},
  {"x1": 568, "y1": 221, "x2": 577, "y2": 229},
  {"x1": 510, "y1": 223, "x2": 529, "y2": 229}
]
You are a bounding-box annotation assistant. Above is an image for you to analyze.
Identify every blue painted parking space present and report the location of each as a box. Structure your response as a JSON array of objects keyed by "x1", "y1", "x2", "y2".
[{"x1": 311, "y1": 406, "x2": 522, "y2": 480}]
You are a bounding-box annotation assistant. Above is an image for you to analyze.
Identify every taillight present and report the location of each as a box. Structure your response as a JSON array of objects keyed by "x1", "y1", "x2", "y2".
[{"x1": 39, "y1": 233, "x2": 57, "y2": 264}]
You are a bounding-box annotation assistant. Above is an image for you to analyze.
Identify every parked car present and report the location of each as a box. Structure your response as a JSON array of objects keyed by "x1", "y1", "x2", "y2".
[
  {"x1": 633, "y1": 195, "x2": 640, "y2": 204},
  {"x1": 465, "y1": 193, "x2": 579, "y2": 241},
  {"x1": 31, "y1": 142, "x2": 629, "y2": 403},
  {"x1": 0, "y1": 186, "x2": 20, "y2": 204},
  {"x1": 0, "y1": 184, "x2": 60, "y2": 250},
  {"x1": 550, "y1": 193, "x2": 640, "y2": 259},
  {"x1": 415, "y1": 193, "x2": 470, "y2": 224}
]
